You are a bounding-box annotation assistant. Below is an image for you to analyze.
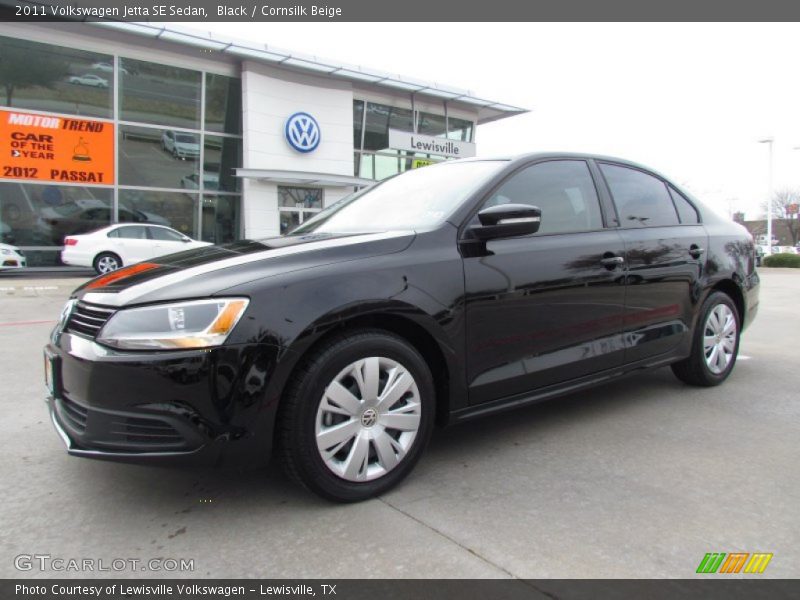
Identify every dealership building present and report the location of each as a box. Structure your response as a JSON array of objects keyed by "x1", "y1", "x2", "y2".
[{"x1": 0, "y1": 22, "x2": 525, "y2": 267}]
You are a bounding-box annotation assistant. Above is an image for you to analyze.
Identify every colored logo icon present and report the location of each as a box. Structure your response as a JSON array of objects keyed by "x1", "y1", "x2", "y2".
[
  {"x1": 285, "y1": 112, "x2": 321, "y2": 153},
  {"x1": 696, "y1": 552, "x2": 773, "y2": 574}
]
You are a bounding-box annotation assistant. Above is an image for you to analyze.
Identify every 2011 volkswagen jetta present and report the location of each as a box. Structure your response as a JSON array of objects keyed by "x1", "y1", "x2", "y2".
[{"x1": 44, "y1": 154, "x2": 759, "y2": 502}]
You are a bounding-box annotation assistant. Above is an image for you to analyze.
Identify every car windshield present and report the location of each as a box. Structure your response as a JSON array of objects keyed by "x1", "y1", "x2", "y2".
[
  {"x1": 176, "y1": 134, "x2": 197, "y2": 143},
  {"x1": 292, "y1": 160, "x2": 505, "y2": 234}
]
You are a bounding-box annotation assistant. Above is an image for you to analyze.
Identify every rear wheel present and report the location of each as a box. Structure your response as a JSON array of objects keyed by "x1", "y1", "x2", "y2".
[
  {"x1": 671, "y1": 291, "x2": 740, "y2": 386},
  {"x1": 93, "y1": 252, "x2": 121, "y2": 275},
  {"x1": 278, "y1": 329, "x2": 435, "y2": 502}
]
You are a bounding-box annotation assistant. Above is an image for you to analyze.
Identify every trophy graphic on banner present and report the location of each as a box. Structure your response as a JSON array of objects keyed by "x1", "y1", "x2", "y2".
[{"x1": 72, "y1": 137, "x2": 91, "y2": 162}]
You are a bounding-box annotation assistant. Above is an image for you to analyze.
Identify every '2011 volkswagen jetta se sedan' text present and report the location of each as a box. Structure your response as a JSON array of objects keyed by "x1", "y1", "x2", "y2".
[{"x1": 44, "y1": 154, "x2": 759, "y2": 502}]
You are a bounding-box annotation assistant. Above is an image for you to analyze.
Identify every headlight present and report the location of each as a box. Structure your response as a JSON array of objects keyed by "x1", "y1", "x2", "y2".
[
  {"x1": 96, "y1": 298, "x2": 249, "y2": 350},
  {"x1": 0, "y1": 249, "x2": 10, "y2": 255}
]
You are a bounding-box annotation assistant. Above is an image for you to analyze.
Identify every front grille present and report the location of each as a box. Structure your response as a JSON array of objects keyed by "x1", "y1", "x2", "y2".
[
  {"x1": 60, "y1": 398, "x2": 88, "y2": 433},
  {"x1": 65, "y1": 301, "x2": 115, "y2": 338},
  {"x1": 111, "y1": 417, "x2": 185, "y2": 447}
]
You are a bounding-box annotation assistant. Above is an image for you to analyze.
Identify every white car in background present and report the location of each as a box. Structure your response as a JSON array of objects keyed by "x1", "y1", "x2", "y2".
[
  {"x1": 67, "y1": 73, "x2": 109, "y2": 88},
  {"x1": 0, "y1": 243, "x2": 26, "y2": 271},
  {"x1": 60, "y1": 224, "x2": 211, "y2": 274},
  {"x1": 161, "y1": 130, "x2": 200, "y2": 160}
]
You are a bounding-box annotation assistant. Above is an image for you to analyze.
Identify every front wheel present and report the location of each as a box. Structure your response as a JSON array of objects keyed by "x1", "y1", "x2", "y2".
[
  {"x1": 672, "y1": 291, "x2": 740, "y2": 386},
  {"x1": 278, "y1": 329, "x2": 435, "y2": 502},
  {"x1": 93, "y1": 252, "x2": 121, "y2": 275}
]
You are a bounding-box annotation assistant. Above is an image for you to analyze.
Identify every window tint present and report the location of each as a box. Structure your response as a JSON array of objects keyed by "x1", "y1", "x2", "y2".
[
  {"x1": 119, "y1": 58, "x2": 201, "y2": 129},
  {"x1": 363, "y1": 103, "x2": 413, "y2": 151},
  {"x1": 115, "y1": 226, "x2": 148, "y2": 239},
  {"x1": 481, "y1": 160, "x2": 603, "y2": 235},
  {"x1": 149, "y1": 227, "x2": 184, "y2": 241},
  {"x1": 668, "y1": 186, "x2": 700, "y2": 224},
  {"x1": 0, "y1": 35, "x2": 113, "y2": 119},
  {"x1": 204, "y1": 73, "x2": 242, "y2": 135},
  {"x1": 600, "y1": 164, "x2": 679, "y2": 227},
  {"x1": 118, "y1": 126, "x2": 198, "y2": 188},
  {"x1": 107, "y1": 229, "x2": 119, "y2": 238}
]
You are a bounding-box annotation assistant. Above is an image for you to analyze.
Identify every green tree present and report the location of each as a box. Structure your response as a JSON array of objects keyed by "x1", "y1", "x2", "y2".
[{"x1": 0, "y1": 44, "x2": 67, "y2": 106}]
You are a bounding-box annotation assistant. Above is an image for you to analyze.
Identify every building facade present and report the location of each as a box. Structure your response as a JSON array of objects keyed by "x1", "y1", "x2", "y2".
[{"x1": 0, "y1": 22, "x2": 524, "y2": 267}]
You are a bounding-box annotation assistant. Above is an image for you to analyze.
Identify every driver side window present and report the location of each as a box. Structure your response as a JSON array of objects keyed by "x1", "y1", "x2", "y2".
[{"x1": 482, "y1": 160, "x2": 603, "y2": 235}]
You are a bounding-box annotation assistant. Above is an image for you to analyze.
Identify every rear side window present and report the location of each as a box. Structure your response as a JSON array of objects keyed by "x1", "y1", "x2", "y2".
[
  {"x1": 149, "y1": 227, "x2": 184, "y2": 241},
  {"x1": 600, "y1": 163, "x2": 679, "y2": 227},
  {"x1": 481, "y1": 160, "x2": 603, "y2": 235},
  {"x1": 668, "y1": 186, "x2": 700, "y2": 224},
  {"x1": 115, "y1": 226, "x2": 148, "y2": 239}
]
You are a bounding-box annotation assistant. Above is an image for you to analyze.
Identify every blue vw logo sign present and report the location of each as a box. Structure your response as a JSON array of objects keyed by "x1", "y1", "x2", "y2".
[{"x1": 285, "y1": 112, "x2": 321, "y2": 153}]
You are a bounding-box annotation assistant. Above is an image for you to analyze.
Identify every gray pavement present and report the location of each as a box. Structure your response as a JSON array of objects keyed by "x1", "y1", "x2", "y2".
[{"x1": 0, "y1": 269, "x2": 798, "y2": 579}]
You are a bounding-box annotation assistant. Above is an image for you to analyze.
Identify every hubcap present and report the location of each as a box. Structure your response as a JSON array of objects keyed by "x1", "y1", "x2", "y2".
[
  {"x1": 703, "y1": 304, "x2": 737, "y2": 375},
  {"x1": 97, "y1": 256, "x2": 118, "y2": 273},
  {"x1": 315, "y1": 356, "x2": 421, "y2": 482}
]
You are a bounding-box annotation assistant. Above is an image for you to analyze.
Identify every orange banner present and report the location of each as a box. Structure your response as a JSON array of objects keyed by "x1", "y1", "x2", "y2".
[{"x1": 0, "y1": 109, "x2": 114, "y2": 185}]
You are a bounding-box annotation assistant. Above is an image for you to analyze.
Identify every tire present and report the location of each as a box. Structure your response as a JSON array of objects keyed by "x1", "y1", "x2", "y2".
[
  {"x1": 93, "y1": 252, "x2": 122, "y2": 275},
  {"x1": 277, "y1": 329, "x2": 435, "y2": 502},
  {"x1": 671, "y1": 291, "x2": 740, "y2": 386}
]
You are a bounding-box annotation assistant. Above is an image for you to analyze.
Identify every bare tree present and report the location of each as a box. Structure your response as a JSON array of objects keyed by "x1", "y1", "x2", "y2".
[
  {"x1": 0, "y1": 45, "x2": 66, "y2": 106},
  {"x1": 761, "y1": 188, "x2": 800, "y2": 246}
]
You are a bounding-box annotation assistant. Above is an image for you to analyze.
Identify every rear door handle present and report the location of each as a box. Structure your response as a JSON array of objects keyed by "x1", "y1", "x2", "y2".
[
  {"x1": 689, "y1": 245, "x2": 704, "y2": 259},
  {"x1": 600, "y1": 255, "x2": 625, "y2": 268}
]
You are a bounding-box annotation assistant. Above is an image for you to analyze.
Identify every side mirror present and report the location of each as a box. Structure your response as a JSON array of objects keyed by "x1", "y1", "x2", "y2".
[
  {"x1": 470, "y1": 204, "x2": 541, "y2": 241},
  {"x1": 181, "y1": 236, "x2": 191, "y2": 243}
]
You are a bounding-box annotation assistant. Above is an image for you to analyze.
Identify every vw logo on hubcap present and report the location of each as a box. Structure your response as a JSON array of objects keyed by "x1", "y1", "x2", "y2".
[{"x1": 360, "y1": 408, "x2": 378, "y2": 428}]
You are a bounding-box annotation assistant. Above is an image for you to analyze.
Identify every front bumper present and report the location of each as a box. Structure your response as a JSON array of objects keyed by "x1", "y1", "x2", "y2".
[{"x1": 45, "y1": 331, "x2": 284, "y2": 467}]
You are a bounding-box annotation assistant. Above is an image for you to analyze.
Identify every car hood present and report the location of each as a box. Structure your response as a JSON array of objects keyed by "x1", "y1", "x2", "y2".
[{"x1": 75, "y1": 231, "x2": 415, "y2": 307}]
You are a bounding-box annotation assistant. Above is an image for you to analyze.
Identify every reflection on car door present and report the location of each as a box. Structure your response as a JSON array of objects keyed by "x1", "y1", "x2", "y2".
[
  {"x1": 148, "y1": 226, "x2": 187, "y2": 259},
  {"x1": 114, "y1": 225, "x2": 152, "y2": 264},
  {"x1": 597, "y1": 163, "x2": 707, "y2": 363},
  {"x1": 463, "y1": 160, "x2": 628, "y2": 406}
]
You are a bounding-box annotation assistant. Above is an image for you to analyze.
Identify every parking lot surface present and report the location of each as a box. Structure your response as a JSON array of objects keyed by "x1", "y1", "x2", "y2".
[{"x1": 1, "y1": 270, "x2": 798, "y2": 578}]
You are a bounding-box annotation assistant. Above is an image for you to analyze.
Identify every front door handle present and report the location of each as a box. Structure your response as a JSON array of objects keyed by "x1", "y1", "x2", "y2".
[
  {"x1": 600, "y1": 255, "x2": 625, "y2": 268},
  {"x1": 689, "y1": 244, "x2": 704, "y2": 259}
]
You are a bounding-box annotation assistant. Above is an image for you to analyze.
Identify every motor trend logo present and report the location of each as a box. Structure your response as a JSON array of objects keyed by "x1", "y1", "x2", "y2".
[
  {"x1": 696, "y1": 552, "x2": 773, "y2": 574},
  {"x1": 1, "y1": 109, "x2": 114, "y2": 184}
]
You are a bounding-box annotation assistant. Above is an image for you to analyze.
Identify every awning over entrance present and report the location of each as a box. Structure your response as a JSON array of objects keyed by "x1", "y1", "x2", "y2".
[{"x1": 236, "y1": 168, "x2": 373, "y2": 187}]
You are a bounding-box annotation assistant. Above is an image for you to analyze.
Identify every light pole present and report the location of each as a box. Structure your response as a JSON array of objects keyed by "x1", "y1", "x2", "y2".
[{"x1": 759, "y1": 138, "x2": 774, "y2": 255}]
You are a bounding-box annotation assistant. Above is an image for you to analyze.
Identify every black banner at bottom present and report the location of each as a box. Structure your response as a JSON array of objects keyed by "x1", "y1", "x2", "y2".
[{"x1": 4, "y1": 579, "x2": 800, "y2": 600}]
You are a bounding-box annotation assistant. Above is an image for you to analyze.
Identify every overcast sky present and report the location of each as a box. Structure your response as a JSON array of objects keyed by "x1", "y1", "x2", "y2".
[{"x1": 177, "y1": 22, "x2": 800, "y2": 220}]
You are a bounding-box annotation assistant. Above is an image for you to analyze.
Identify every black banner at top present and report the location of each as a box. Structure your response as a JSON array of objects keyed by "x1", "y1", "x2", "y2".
[{"x1": 2, "y1": 0, "x2": 800, "y2": 21}]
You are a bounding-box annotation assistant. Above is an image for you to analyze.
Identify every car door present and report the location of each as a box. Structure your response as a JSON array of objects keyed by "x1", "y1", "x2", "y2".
[
  {"x1": 148, "y1": 226, "x2": 189, "y2": 258},
  {"x1": 463, "y1": 159, "x2": 628, "y2": 406},
  {"x1": 112, "y1": 225, "x2": 152, "y2": 265},
  {"x1": 596, "y1": 162, "x2": 707, "y2": 363}
]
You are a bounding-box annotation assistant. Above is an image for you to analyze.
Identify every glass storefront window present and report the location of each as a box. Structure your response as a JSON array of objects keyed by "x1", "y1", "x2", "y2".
[
  {"x1": 278, "y1": 186, "x2": 322, "y2": 234},
  {"x1": 118, "y1": 189, "x2": 198, "y2": 237},
  {"x1": 353, "y1": 100, "x2": 364, "y2": 148},
  {"x1": 119, "y1": 58, "x2": 201, "y2": 129},
  {"x1": 363, "y1": 103, "x2": 413, "y2": 151},
  {"x1": 204, "y1": 135, "x2": 242, "y2": 192},
  {"x1": 201, "y1": 195, "x2": 240, "y2": 244},
  {"x1": 0, "y1": 181, "x2": 112, "y2": 247},
  {"x1": 205, "y1": 73, "x2": 242, "y2": 135},
  {"x1": 119, "y1": 125, "x2": 199, "y2": 189},
  {"x1": 0, "y1": 35, "x2": 113, "y2": 118},
  {"x1": 1, "y1": 41, "x2": 244, "y2": 264},
  {"x1": 279, "y1": 211, "x2": 300, "y2": 235},
  {"x1": 448, "y1": 117, "x2": 474, "y2": 142},
  {"x1": 418, "y1": 112, "x2": 447, "y2": 137}
]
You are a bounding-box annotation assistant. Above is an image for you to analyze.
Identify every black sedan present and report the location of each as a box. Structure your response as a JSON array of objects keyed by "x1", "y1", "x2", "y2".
[{"x1": 44, "y1": 154, "x2": 759, "y2": 502}]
